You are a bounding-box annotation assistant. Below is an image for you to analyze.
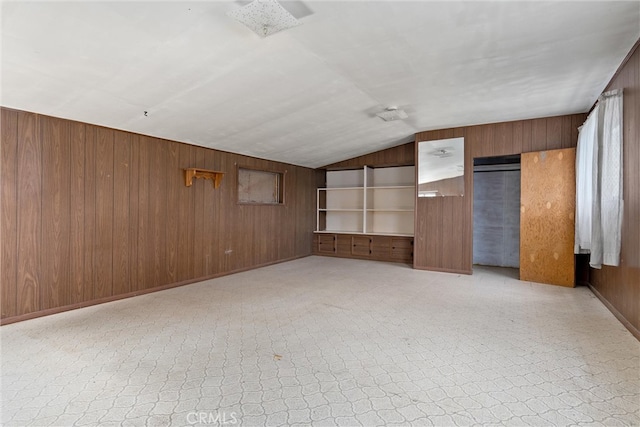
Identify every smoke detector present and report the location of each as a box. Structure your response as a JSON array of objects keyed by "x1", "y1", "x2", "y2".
[{"x1": 376, "y1": 107, "x2": 408, "y2": 122}]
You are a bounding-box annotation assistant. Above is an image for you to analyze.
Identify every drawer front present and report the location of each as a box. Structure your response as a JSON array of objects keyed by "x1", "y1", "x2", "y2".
[
  {"x1": 371, "y1": 236, "x2": 392, "y2": 259},
  {"x1": 351, "y1": 236, "x2": 372, "y2": 256},
  {"x1": 390, "y1": 238, "x2": 413, "y2": 260},
  {"x1": 318, "y1": 234, "x2": 337, "y2": 253}
]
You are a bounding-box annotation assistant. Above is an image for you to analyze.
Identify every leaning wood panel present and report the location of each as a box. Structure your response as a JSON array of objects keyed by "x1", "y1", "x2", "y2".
[
  {"x1": 112, "y1": 131, "x2": 131, "y2": 295},
  {"x1": 1, "y1": 108, "x2": 18, "y2": 318},
  {"x1": 94, "y1": 127, "x2": 114, "y2": 299},
  {"x1": 520, "y1": 148, "x2": 576, "y2": 287},
  {"x1": 16, "y1": 111, "x2": 41, "y2": 315},
  {"x1": 41, "y1": 115, "x2": 71, "y2": 309}
]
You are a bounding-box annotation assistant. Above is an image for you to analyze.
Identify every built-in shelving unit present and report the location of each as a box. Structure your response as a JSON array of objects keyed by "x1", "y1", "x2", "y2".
[{"x1": 316, "y1": 165, "x2": 415, "y2": 236}]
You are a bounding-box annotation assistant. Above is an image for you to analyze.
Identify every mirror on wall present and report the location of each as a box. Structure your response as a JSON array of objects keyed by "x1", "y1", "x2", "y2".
[{"x1": 417, "y1": 137, "x2": 465, "y2": 197}]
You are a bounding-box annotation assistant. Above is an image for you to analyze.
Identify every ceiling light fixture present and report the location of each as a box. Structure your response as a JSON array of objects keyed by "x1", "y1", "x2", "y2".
[
  {"x1": 228, "y1": 0, "x2": 300, "y2": 38},
  {"x1": 376, "y1": 106, "x2": 408, "y2": 122}
]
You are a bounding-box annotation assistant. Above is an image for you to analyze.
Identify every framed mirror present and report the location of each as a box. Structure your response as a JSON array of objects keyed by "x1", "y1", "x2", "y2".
[{"x1": 417, "y1": 137, "x2": 465, "y2": 197}]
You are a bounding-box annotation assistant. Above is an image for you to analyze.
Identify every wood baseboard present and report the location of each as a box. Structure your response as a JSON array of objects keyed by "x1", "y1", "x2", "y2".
[
  {"x1": 0, "y1": 254, "x2": 310, "y2": 326},
  {"x1": 412, "y1": 265, "x2": 473, "y2": 275},
  {"x1": 588, "y1": 284, "x2": 640, "y2": 341}
]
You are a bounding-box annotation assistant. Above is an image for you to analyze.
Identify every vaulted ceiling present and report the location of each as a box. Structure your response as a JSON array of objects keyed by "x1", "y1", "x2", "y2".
[{"x1": 2, "y1": 1, "x2": 639, "y2": 168}]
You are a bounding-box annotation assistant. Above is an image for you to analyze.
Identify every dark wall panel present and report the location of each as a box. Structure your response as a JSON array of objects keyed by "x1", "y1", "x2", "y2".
[
  {"x1": 323, "y1": 142, "x2": 415, "y2": 170},
  {"x1": 1, "y1": 108, "x2": 316, "y2": 323},
  {"x1": 94, "y1": 127, "x2": 114, "y2": 299},
  {"x1": 590, "y1": 40, "x2": 640, "y2": 336},
  {"x1": 16, "y1": 111, "x2": 41, "y2": 315},
  {"x1": 41, "y1": 116, "x2": 71, "y2": 309},
  {"x1": 1, "y1": 108, "x2": 18, "y2": 318},
  {"x1": 69, "y1": 122, "x2": 86, "y2": 304},
  {"x1": 113, "y1": 131, "x2": 131, "y2": 296}
]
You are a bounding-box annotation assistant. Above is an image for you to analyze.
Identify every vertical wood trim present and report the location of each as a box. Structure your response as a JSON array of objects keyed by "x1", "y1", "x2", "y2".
[
  {"x1": 112, "y1": 131, "x2": 131, "y2": 295},
  {"x1": 137, "y1": 136, "x2": 150, "y2": 291},
  {"x1": 16, "y1": 111, "x2": 41, "y2": 315},
  {"x1": 193, "y1": 147, "x2": 206, "y2": 277},
  {"x1": 1, "y1": 108, "x2": 19, "y2": 318},
  {"x1": 69, "y1": 122, "x2": 85, "y2": 304},
  {"x1": 83, "y1": 126, "x2": 96, "y2": 302},
  {"x1": 512, "y1": 120, "x2": 523, "y2": 154},
  {"x1": 531, "y1": 118, "x2": 547, "y2": 152},
  {"x1": 129, "y1": 134, "x2": 140, "y2": 293},
  {"x1": 546, "y1": 116, "x2": 563, "y2": 150},
  {"x1": 41, "y1": 116, "x2": 71, "y2": 309},
  {"x1": 94, "y1": 127, "x2": 114, "y2": 298},
  {"x1": 176, "y1": 144, "x2": 193, "y2": 281},
  {"x1": 166, "y1": 142, "x2": 180, "y2": 283},
  {"x1": 149, "y1": 139, "x2": 168, "y2": 286}
]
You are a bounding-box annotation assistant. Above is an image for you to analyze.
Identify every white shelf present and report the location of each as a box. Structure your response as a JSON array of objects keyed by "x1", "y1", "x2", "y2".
[
  {"x1": 317, "y1": 165, "x2": 415, "y2": 236},
  {"x1": 368, "y1": 185, "x2": 415, "y2": 190},
  {"x1": 315, "y1": 230, "x2": 414, "y2": 237},
  {"x1": 366, "y1": 209, "x2": 414, "y2": 212}
]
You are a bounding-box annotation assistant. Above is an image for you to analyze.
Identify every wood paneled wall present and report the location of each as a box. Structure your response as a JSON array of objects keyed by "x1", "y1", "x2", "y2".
[
  {"x1": 0, "y1": 108, "x2": 316, "y2": 323},
  {"x1": 589, "y1": 39, "x2": 640, "y2": 338},
  {"x1": 322, "y1": 142, "x2": 415, "y2": 170},
  {"x1": 414, "y1": 113, "x2": 587, "y2": 274}
]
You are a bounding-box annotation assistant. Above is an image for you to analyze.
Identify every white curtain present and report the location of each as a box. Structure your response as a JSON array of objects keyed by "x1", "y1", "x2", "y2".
[
  {"x1": 599, "y1": 91, "x2": 624, "y2": 267},
  {"x1": 574, "y1": 105, "x2": 598, "y2": 254},
  {"x1": 575, "y1": 89, "x2": 624, "y2": 269}
]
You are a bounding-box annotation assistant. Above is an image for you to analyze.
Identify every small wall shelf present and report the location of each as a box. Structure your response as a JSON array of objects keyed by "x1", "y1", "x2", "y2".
[{"x1": 184, "y1": 168, "x2": 224, "y2": 188}]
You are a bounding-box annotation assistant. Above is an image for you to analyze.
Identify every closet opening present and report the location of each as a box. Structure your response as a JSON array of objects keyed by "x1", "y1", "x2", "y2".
[{"x1": 472, "y1": 154, "x2": 521, "y2": 276}]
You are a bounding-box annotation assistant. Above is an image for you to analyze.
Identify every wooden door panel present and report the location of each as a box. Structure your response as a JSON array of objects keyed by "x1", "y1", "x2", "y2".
[{"x1": 520, "y1": 148, "x2": 576, "y2": 287}]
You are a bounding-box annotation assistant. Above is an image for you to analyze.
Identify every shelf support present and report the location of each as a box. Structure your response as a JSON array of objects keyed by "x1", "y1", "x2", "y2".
[{"x1": 184, "y1": 168, "x2": 224, "y2": 189}]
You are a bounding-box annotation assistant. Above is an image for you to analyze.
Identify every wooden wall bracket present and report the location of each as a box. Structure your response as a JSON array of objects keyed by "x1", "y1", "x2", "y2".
[{"x1": 184, "y1": 168, "x2": 224, "y2": 188}]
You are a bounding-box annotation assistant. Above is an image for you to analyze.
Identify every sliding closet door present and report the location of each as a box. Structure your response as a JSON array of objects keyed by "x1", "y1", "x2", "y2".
[{"x1": 520, "y1": 148, "x2": 576, "y2": 287}]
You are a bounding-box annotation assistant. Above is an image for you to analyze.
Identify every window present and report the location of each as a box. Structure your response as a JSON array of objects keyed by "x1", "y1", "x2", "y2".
[{"x1": 237, "y1": 167, "x2": 284, "y2": 205}]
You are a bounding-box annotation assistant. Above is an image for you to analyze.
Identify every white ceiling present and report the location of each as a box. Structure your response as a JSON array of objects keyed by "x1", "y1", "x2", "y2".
[{"x1": 2, "y1": 1, "x2": 639, "y2": 168}]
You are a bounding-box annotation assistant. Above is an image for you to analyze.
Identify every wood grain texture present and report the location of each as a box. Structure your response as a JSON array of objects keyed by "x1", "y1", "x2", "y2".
[
  {"x1": 322, "y1": 142, "x2": 415, "y2": 170},
  {"x1": 69, "y1": 122, "x2": 85, "y2": 304},
  {"x1": 113, "y1": 131, "x2": 131, "y2": 295},
  {"x1": 1, "y1": 108, "x2": 18, "y2": 318},
  {"x1": 94, "y1": 127, "x2": 114, "y2": 299},
  {"x1": 1, "y1": 107, "x2": 316, "y2": 323},
  {"x1": 41, "y1": 115, "x2": 71, "y2": 309},
  {"x1": 590, "y1": 39, "x2": 640, "y2": 335},
  {"x1": 414, "y1": 114, "x2": 585, "y2": 274},
  {"x1": 83, "y1": 125, "x2": 96, "y2": 302},
  {"x1": 16, "y1": 111, "x2": 41, "y2": 315},
  {"x1": 520, "y1": 148, "x2": 576, "y2": 287}
]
